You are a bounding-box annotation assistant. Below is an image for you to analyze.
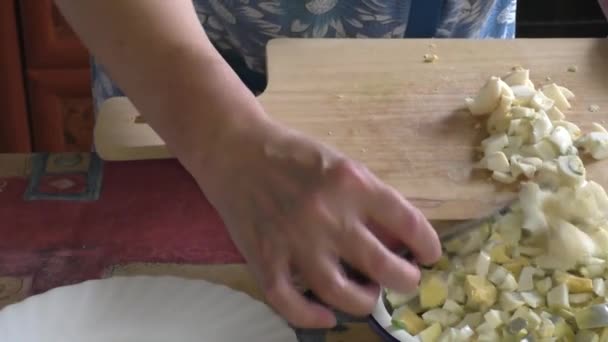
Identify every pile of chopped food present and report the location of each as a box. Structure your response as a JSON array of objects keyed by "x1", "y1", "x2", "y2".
[{"x1": 387, "y1": 67, "x2": 608, "y2": 341}]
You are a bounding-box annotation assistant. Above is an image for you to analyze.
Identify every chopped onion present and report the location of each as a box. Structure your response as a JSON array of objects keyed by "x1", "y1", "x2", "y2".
[
  {"x1": 548, "y1": 219, "x2": 598, "y2": 266},
  {"x1": 503, "y1": 68, "x2": 530, "y2": 86},
  {"x1": 530, "y1": 90, "x2": 555, "y2": 112},
  {"x1": 569, "y1": 293, "x2": 593, "y2": 305},
  {"x1": 575, "y1": 304, "x2": 608, "y2": 329},
  {"x1": 499, "y1": 273, "x2": 519, "y2": 292},
  {"x1": 547, "y1": 284, "x2": 570, "y2": 309},
  {"x1": 511, "y1": 306, "x2": 542, "y2": 329},
  {"x1": 488, "y1": 265, "x2": 509, "y2": 285},
  {"x1": 554, "y1": 120, "x2": 582, "y2": 140},
  {"x1": 456, "y1": 312, "x2": 483, "y2": 329},
  {"x1": 542, "y1": 83, "x2": 571, "y2": 110},
  {"x1": 500, "y1": 292, "x2": 525, "y2": 312},
  {"x1": 518, "y1": 266, "x2": 536, "y2": 291},
  {"x1": 592, "y1": 122, "x2": 608, "y2": 134},
  {"x1": 549, "y1": 126, "x2": 574, "y2": 154},
  {"x1": 531, "y1": 111, "x2": 554, "y2": 143},
  {"x1": 539, "y1": 317, "x2": 556, "y2": 338},
  {"x1": 593, "y1": 278, "x2": 606, "y2": 297},
  {"x1": 466, "y1": 77, "x2": 507, "y2": 115},
  {"x1": 521, "y1": 291, "x2": 544, "y2": 308},
  {"x1": 547, "y1": 106, "x2": 566, "y2": 120},
  {"x1": 482, "y1": 133, "x2": 510, "y2": 155},
  {"x1": 535, "y1": 277, "x2": 553, "y2": 295},
  {"x1": 422, "y1": 309, "x2": 460, "y2": 327},
  {"x1": 475, "y1": 251, "x2": 491, "y2": 277},
  {"x1": 483, "y1": 309, "x2": 508, "y2": 328},
  {"x1": 519, "y1": 182, "x2": 548, "y2": 234}
]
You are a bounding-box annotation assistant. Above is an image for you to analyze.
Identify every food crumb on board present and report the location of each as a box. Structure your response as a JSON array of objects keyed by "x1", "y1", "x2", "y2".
[
  {"x1": 360, "y1": 148, "x2": 367, "y2": 153},
  {"x1": 545, "y1": 76, "x2": 552, "y2": 82},
  {"x1": 423, "y1": 53, "x2": 439, "y2": 63},
  {"x1": 335, "y1": 94, "x2": 344, "y2": 99},
  {"x1": 589, "y1": 104, "x2": 601, "y2": 113},
  {"x1": 568, "y1": 65, "x2": 578, "y2": 72},
  {"x1": 327, "y1": 131, "x2": 333, "y2": 136},
  {"x1": 134, "y1": 115, "x2": 146, "y2": 123}
]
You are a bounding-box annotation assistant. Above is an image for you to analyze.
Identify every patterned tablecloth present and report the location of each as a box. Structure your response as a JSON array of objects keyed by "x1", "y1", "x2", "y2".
[{"x1": 0, "y1": 153, "x2": 383, "y2": 341}]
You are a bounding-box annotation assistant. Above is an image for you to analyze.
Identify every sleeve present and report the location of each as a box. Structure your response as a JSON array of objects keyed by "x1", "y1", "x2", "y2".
[{"x1": 90, "y1": 58, "x2": 125, "y2": 117}]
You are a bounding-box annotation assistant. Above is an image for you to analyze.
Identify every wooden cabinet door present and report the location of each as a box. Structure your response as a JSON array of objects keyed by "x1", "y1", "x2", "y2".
[
  {"x1": 18, "y1": 0, "x2": 95, "y2": 152},
  {"x1": 0, "y1": 0, "x2": 31, "y2": 152},
  {"x1": 27, "y1": 70, "x2": 94, "y2": 152},
  {"x1": 18, "y1": 0, "x2": 90, "y2": 68}
]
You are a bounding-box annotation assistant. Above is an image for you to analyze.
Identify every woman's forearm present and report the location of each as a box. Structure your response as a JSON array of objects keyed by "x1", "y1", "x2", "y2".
[{"x1": 55, "y1": 0, "x2": 266, "y2": 168}]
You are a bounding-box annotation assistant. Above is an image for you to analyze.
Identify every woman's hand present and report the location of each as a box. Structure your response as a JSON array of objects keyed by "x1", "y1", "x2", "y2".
[
  {"x1": 54, "y1": 0, "x2": 441, "y2": 328},
  {"x1": 194, "y1": 117, "x2": 442, "y2": 329}
]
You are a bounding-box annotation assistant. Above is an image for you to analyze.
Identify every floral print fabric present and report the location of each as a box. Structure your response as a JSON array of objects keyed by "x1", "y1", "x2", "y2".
[{"x1": 92, "y1": 0, "x2": 518, "y2": 111}]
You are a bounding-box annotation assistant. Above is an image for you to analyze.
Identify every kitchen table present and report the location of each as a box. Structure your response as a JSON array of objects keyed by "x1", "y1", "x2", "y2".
[{"x1": 0, "y1": 152, "x2": 388, "y2": 341}]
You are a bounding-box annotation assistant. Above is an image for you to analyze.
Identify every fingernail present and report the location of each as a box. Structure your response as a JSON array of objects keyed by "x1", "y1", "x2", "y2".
[{"x1": 322, "y1": 313, "x2": 338, "y2": 328}]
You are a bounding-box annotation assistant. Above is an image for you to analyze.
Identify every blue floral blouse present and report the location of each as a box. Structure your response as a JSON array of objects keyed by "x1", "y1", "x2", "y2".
[{"x1": 92, "y1": 0, "x2": 518, "y2": 109}]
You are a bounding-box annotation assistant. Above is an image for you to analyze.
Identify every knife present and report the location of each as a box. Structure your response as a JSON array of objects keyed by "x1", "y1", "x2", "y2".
[{"x1": 434, "y1": 199, "x2": 516, "y2": 247}]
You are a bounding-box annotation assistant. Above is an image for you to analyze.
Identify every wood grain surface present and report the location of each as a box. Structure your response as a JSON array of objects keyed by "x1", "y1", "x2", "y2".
[{"x1": 94, "y1": 38, "x2": 608, "y2": 220}]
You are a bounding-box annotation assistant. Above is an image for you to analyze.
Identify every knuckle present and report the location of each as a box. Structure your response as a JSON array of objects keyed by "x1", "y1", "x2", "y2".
[
  {"x1": 331, "y1": 158, "x2": 369, "y2": 190},
  {"x1": 323, "y1": 275, "x2": 348, "y2": 299},
  {"x1": 406, "y1": 211, "x2": 423, "y2": 237},
  {"x1": 404, "y1": 268, "x2": 422, "y2": 291},
  {"x1": 263, "y1": 279, "x2": 286, "y2": 309},
  {"x1": 303, "y1": 194, "x2": 334, "y2": 224},
  {"x1": 383, "y1": 187, "x2": 407, "y2": 210},
  {"x1": 305, "y1": 193, "x2": 326, "y2": 213},
  {"x1": 367, "y1": 247, "x2": 393, "y2": 276},
  {"x1": 390, "y1": 196, "x2": 423, "y2": 235}
]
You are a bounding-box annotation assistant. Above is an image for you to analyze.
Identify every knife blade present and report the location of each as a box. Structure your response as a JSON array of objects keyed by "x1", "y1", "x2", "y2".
[{"x1": 436, "y1": 199, "x2": 516, "y2": 245}]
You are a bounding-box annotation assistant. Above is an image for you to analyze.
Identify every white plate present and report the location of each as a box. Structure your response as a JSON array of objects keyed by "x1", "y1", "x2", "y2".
[{"x1": 0, "y1": 276, "x2": 297, "y2": 342}]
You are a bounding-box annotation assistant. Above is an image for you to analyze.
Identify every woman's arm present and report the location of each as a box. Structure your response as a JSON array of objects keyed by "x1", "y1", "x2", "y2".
[
  {"x1": 56, "y1": 0, "x2": 441, "y2": 329},
  {"x1": 55, "y1": 0, "x2": 264, "y2": 172}
]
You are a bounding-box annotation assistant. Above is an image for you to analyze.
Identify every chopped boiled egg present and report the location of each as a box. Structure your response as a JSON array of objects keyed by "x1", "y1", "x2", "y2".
[
  {"x1": 420, "y1": 272, "x2": 449, "y2": 309},
  {"x1": 465, "y1": 275, "x2": 497, "y2": 310},
  {"x1": 388, "y1": 67, "x2": 608, "y2": 342},
  {"x1": 392, "y1": 306, "x2": 427, "y2": 335}
]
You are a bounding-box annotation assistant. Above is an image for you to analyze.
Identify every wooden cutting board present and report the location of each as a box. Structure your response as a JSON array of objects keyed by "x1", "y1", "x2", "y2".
[{"x1": 95, "y1": 38, "x2": 608, "y2": 220}]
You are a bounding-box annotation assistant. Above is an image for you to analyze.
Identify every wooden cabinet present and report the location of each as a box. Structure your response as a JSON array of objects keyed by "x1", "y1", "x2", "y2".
[
  {"x1": 19, "y1": 0, "x2": 90, "y2": 68},
  {"x1": 0, "y1": 0, "x2": 30, "y2": 152},
  {"x1": 27, "y1": 70, "x2": 93, "y2": 152},
  {"x1": 19, "y1": 0, "x2": 94, "y2": 152},
  {"x1": 2, "y1": 0, "x2": 95, "y2": 153}
]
